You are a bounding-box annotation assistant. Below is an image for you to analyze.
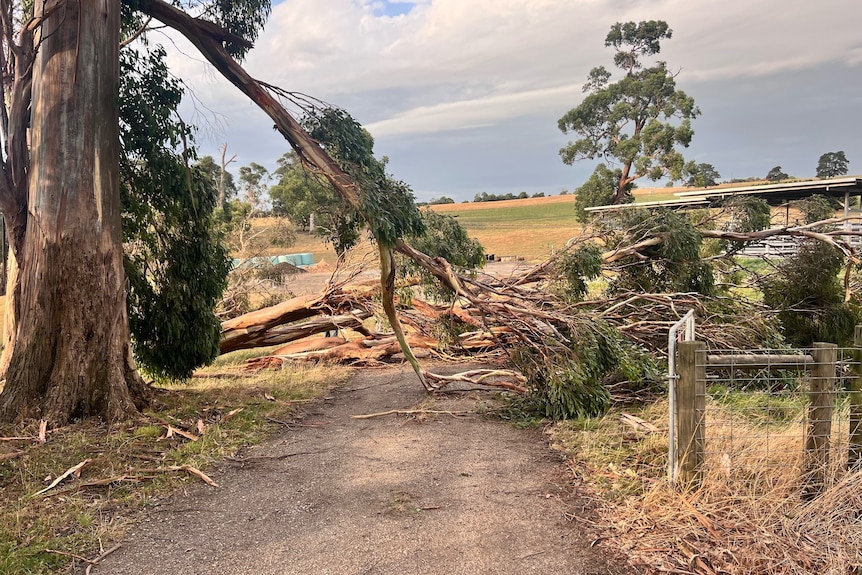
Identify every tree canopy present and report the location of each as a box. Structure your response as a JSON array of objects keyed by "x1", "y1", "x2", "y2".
[
  {"x1": 558, "y1": 20, "x2": 699, "y2": 206},
  {"x1": 573, "y1": 163, "x2": 633, "y2": 223},
  {"x1": 766, "y1": 166, "x2": 789, "y2": 182},
  {"x1": 684, "y1": 162, "x2": 721, "y2": 187},
  {"x1": 816, "y1": 151, "x2": 849, "y2": 178}
]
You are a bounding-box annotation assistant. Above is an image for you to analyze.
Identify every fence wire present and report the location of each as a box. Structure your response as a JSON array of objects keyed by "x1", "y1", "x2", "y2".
[{"x1": 693, "y1": 347, "x2": 857, "y2": 491}]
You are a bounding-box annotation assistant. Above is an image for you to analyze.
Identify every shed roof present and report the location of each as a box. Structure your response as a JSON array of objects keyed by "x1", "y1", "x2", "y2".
[{"x1": 584, "y1": 176, "x2": 862, "y2": 213}]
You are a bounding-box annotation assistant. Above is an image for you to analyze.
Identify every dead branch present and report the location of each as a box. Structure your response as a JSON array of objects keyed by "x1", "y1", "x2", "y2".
[{"x1": 351, "y1": 409, "x2": 472, "y2": 419}]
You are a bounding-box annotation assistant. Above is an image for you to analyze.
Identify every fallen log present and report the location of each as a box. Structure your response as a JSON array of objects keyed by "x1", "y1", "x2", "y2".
[
  {"x1": 220, "y1": 311, "x2": 371, "y2": 354},
  {"x1": 220, "y1": 293, "x2": 326, "y2": 353},
  {"x1": 269, "y1": 336, "x2": 348, "y2": 356}
]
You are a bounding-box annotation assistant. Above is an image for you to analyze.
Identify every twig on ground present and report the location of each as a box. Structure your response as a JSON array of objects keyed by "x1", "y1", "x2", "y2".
[
  {"x1": 351, "y1": 409, "x2": 472, "y2": 419},
  {"x1": 33, "y1": 459, "x2": 91, "y2": 496}
]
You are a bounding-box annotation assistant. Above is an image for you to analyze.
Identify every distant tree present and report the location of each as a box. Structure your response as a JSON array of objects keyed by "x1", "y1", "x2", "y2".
[
  {"x1": 684, "y1": 162, "x2": 721, "y2": 187},
  {"x1": 573, "y1": 164, "x2": 634, "y2": 222},
  {"x1": 558, "y1": 20, "x2": 699, "y2": 205},
  {"x1": 766, "y1": 166, "x2": 789, "y2": 182},
  {"x1": 518, "y1": 192, "x2": 529, "y2": 199},
  {"x1": 429, "y1": 196, "x2": 455, "y2": 205},
  {"x1": 816, "y1": 151, "x2": 849, "y2": 178},
  {"x1": 532, "y1": 192, "x2": 546, "y2": 198},
  {"x1": 238, "y1": 162, "x2": 270, "y2": 212},
  {"x1": 269, "y1": 151, "x2": 362, "y2": 253},
  {"x1": 196, "y1": 154, "x2": 238, "y2": 207}
]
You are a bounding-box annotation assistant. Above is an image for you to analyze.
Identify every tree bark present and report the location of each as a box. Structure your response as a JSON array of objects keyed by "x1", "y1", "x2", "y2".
[{"x1": 0, "y1": 1, "x2": 147, "y2": 423}]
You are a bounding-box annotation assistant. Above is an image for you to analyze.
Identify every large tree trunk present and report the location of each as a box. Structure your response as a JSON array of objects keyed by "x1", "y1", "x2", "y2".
[{"x1": 0, "y1": 1, "x2": 147, "y2": 423}]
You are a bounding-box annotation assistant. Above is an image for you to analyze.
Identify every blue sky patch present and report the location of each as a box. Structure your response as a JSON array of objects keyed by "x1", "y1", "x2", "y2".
[{"x1": 376, "y1": 1, "x2": 415, "y2": 17}]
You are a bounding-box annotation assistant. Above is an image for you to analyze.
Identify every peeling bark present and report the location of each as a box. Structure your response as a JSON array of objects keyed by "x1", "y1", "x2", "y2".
[{"x1": 0, "y1": 1, "x2": 147, "y2": 423}]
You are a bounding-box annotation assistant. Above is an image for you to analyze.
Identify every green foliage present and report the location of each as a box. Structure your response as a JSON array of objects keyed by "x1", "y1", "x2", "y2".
[
  {"x1": 119, "y1": 45, "x2": 229, "y2": 380},
  {"x1": 724, "y1": 196, "x2": 771, "y2": 233},
  {"x1": 796, "y1": 194, "x2": 837, "y2": 224},
  {"x1": 238, "y1": 161, "x2": 269, "y2": 212},
  {"x1": 573, "y1": 164, "x2": 634, "y2": 221},
  {"x1": 558, "y1": 20, "x2": 699, "y2": 204},
  {"x1": 816, "y1": 151, "x2": 849, "y2": 178},
  {"x1": 268, "y1": 152, "x2": 361, "y2": 252},
  {"x1": 472, "y1": 191, "x2": 533, "y2": 202},
  {"x1": 605, "y1": 209, "x2": 715, "y2": 295},
  {"x1": 765, "y1": 166, "x2": 789, "y2": 182},
  {"x1": 195, "y1": 154, "x2": 237, "y2": 208},
  {"x1": 552, "y1": 243, "x2": 603, "y2": 301},
  {"x1": 761, "y1": 241, "x2": 859, "y2": 346},
  {"x1": 511, "y1": 321, "x2": 661, "y2": 420},
  {"x1": 401, "y1": 209, "x2": 485, "y2": 300},
  {"x1": 716, "y1": 196, "x2": 771, "y2": 254},
  {"x1": 429, "y1": 196, "x2": 455, "y2": 205},
  {"x1": 683, "y1": 162, "x2": 721, "y2": 187},
  {"x1": 303, "y1": 108, "x2": 424, "y2": 248},
  {"x1": 605, "y1": 20, "x2": 672, "y2": 71},
  {"x1": 199, "y1": 0, "x2": 271, "y2": 59}
]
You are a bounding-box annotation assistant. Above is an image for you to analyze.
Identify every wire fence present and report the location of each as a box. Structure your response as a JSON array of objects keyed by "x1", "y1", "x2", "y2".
[
  {"x1": 703, "y1": 349, "x2": 852, "y2": 472},
  {"x1": 672, "y1": 341, "x2": 862, "y2": 495}
]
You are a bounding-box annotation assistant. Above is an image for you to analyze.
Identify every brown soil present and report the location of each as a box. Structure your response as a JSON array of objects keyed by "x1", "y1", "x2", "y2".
[{"x1": 94, "y1": 363, "x2": 632, "y2": 575}]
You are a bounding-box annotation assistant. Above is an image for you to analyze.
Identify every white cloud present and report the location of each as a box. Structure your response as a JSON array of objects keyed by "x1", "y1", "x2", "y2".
[
  {"x1": 365, "y1": 83, "x2": 582, "y2": 136},
  {"x1": 154, "y1": 0, "x2": 862, "y2": 198}
]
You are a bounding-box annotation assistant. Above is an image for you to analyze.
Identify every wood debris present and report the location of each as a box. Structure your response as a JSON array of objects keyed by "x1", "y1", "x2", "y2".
[{"x1": 33, "y1": 459, "x2": 91, "y2": 496}]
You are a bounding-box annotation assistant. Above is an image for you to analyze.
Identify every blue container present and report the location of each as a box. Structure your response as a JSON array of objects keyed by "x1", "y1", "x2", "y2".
[{"x1": 299, "y1": 253, "x2": 314, "y2": 266}]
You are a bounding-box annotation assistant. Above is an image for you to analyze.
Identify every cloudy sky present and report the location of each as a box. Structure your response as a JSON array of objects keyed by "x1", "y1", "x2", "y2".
[{"x1": 163, "y1": 0, "x2": 862, "y2": 203}]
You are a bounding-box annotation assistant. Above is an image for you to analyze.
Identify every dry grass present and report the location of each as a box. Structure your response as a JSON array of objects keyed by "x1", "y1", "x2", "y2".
[{"x1": 553, "y1": 398, "x2": 862, "y2": 575}]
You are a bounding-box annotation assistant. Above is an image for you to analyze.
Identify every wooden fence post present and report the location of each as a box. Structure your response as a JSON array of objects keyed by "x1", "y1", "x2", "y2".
[
  {"x1": 804, "y1": 343, "x2": 836, "y2": 496},
  {"x1": 850, "y1": 327, "x2": 862, "y2": 470},
  {"x1": 676, "y1": 341, "x2": 706, "y2": 486}
]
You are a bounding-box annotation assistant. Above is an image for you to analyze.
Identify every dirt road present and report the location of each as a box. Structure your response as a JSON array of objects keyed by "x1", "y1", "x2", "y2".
[{"x1": 95, "y1": 363, "x2": 629, "y2": 575}]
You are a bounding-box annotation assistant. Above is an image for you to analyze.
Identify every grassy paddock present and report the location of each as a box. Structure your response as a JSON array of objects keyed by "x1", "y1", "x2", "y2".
[
  {"x1": 432, "y1": 196, "x2": 582, "y2": 260},
  {"x1": 552, "y1": 397, "x2": 861, "y2": 574},
  {"x1": 0, "y1": 355, "x2": 349, "y2": 575}
]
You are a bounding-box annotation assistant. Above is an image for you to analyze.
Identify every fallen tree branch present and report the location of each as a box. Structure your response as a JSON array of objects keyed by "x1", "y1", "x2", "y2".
[{"x1": 351, "y1": 409, "x2": 472, "y2": 419}]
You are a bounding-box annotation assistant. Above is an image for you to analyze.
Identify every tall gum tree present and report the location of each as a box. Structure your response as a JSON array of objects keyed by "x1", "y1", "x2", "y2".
[
  {"x1": 558, "y1": 21, "x2": 700, "y2": 205},
  {"x1": 0, "y1": 1, "x2": 147, "y2": 422},
  {"x1": 0, "y1": 0, "x2": 269, "y2": 424}
]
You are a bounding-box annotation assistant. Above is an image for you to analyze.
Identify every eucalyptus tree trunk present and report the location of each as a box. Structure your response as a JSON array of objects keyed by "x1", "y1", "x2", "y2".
[{"x1": 0, "y1": 1, "x2": 146, "y2": 423}]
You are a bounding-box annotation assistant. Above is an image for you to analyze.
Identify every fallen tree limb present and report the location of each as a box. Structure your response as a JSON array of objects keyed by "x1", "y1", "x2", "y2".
[
  {"x1": 221, "y1": 310, "x2": 371, "y2": 354},
  {"x1": 424, "y1": 369, "x2": 528, "y2": 393},
  {"x1": 351, "y1": 409, "x2": 472, "y2": 419}
]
